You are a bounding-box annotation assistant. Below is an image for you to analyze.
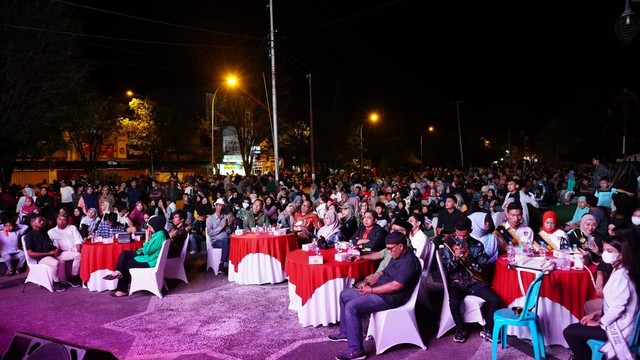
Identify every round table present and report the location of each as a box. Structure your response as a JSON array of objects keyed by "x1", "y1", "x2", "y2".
[
  {"x1": 491, "y1": 256, "x2": 598, "y2": 347},
  {"x1": 285, "y1": 248, "x2": 375, "y2": 327},
  {"x1": 80, "y1": 241, "x2": 143, "y2": 292},
  {"x1": 228, "y1": 232, "x2": 299, "y2": 285}
]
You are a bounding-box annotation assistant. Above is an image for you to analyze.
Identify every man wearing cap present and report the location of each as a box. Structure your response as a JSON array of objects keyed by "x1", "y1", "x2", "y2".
[
  {"x1": 433, "y1": 194, "x2": 467, "y2": 247},
  {"x1": 205, "y1": 198, "x2": 231, "y2": 271},
  {"x1": 338, "y1": 202, "x2": 359, "y2": 239},
  {"x1": 440, "y1": 217, "x2": 502, "y2": 343},
  {"x1": 329, "y1": 231, "x2": 422, "y2": 360}
]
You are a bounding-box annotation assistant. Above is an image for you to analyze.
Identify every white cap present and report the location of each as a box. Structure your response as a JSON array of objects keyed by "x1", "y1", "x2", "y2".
[{"x1": 214, "y1": 198, "x2": 225, "y2": 206}]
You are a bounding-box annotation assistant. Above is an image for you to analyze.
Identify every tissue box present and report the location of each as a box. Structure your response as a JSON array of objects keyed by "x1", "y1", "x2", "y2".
[
  {"x1": 308, "y1": 255, "x2": 323, "y2": 265},
  {"x1": 235, "y1": 229, "x2": 245, "y2": 236},
  {"x1": 334, "y1": 252, "x2": 352, "y2": 262},
  {"x1": 302, "y1": 243, "x2": 316, "y2": 252},
  {"x1": 553, "y1": 250, "x2": 575, "y2": 258}
]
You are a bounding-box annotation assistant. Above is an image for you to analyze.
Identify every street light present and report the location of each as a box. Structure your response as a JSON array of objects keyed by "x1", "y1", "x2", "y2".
[
  {"x1": 420, "y1": 125, "x2": 435, "y2": 169},
  {"x1": 210, "y1": 76, "x2": 237, "y2": 176},
  {"x1": 360, "y1": 112, "x2": 379, "y2": 178}
]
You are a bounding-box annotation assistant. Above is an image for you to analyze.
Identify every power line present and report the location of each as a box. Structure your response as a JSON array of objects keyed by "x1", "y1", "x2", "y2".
[
  {"x1": 0, "y1": 23, "x2": 262, "y2": 49},
  {"x1": 52, "y1": 0, "x2": 263, "y2": 40}
]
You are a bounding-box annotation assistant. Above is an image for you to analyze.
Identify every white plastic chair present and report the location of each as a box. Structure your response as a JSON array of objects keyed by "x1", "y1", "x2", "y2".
[
  {"x1": 417, "y1": 240, "x2": 436, "y2": 308},
  {"x1": 163, "y1": 237, "x2": 189, "y2": 284},
  {"x1": 205, "y1": 232, "x2": 222, "y2": 275},
  {"x1": 129, "y1": 240, "x2": 171, "y2": 298},
  {"x1": 435, "y1": 248, "x2": 487, "y2": 338},
  {"x1": 366, "y1": 258, "x2": 427, "y2": 355},
  {"x1": 21, "y1": 237, "x2": 54, "y2": 292}
]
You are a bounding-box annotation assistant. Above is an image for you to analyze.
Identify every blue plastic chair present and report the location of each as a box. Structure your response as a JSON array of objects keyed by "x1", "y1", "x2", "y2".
[
  {"x1": 491, "y1": 270, "x2": 547, "y2": 360},
  {"x1": 586, "y1": 311, "x2": 640, "y2": 360}
]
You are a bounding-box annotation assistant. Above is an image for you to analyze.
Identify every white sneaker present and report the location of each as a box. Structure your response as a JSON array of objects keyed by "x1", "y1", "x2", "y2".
[{"x1": 189, "y1": 250, "x2": 197, "y2": 255}]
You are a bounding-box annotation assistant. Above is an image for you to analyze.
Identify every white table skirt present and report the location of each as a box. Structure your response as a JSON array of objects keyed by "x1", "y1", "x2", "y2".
[
  {"x1": 506, "y1": 296, "x2": 577, "y2": 348},
  {"x1": 228, "y1": 253, "x2": 286, "y2": 285},
  {"x1": 288, "y1": 277, "x2": 355, "y2": 327},
  {"x1": 85, "y1": 268, "x2": 119, "y2": 292}
]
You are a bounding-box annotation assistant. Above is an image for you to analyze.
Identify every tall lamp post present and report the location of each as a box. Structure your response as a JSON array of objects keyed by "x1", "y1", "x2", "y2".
[
  {"x1": 360, "y1": 112, "x2": 379, "y2": 178},
  {"x1": 420, "y1": 125, "x2": 435, "y2": 169},
  {"x1": 210, "y1": 77, "x2": 237, "y2": 176},
  {"x1": 450, "y1": 100, "x2": 464, "y2": 168}
]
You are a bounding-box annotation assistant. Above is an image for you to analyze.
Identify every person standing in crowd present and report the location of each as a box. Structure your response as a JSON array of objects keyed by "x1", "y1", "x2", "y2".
[
  {"x1": 563, "y1": 235, "x2": 639, "y2": 360},
  {"x1": 501, "y1": 178, "x2": 538, "y2": 227},
  {"x1": 58, "y1": 180, "x2": 74, "y2": 215},
  {"x1": 591, "y1": 156, "x2": 612, "y2": 190},
  {"x1": 328, "y1": 231, "x2": 421, "y2": 360}
]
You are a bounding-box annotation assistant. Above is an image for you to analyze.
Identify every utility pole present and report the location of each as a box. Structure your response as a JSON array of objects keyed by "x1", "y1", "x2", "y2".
[
  {"x1": 307, "y1": 74, "x2": 315, "y2": 182},
  {"x1": 268, "y1": 0, "x2": 280, "y2": 181},
  {"x1": 450, "y1": 100, "x2": 464, "y2": 169}
]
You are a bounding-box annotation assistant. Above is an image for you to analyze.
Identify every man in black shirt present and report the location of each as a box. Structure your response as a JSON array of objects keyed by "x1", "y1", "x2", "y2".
[{"x1": 433, "y1": 194, "x2": 467, "y2": 247}]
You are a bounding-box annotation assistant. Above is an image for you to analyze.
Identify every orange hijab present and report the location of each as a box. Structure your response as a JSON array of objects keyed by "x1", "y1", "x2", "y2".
[{"x1": 541, "y1": 211, "x2": 558, "y2": 234}]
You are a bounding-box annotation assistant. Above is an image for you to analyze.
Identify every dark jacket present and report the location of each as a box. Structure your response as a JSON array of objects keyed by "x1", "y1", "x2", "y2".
[{"x1": 349, "y1": 223, "x2": 387, "y2": 252}]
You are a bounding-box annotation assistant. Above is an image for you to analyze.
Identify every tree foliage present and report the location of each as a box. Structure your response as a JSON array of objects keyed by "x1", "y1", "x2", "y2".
[
  {"x1": 63, "y1": 96, "x2": 126, "y2": 178},
  {"x1": 217, "y1": 93, "x2": 270, "y2": 175},
  {"x1": 0, "y1": 0, "x2": 90, "y2": 183}
]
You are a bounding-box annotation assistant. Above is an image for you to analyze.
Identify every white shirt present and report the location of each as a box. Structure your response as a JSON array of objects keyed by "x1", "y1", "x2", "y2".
[
  {"x1": 59, "y1": 185, "x2": 74, "y2": 203},
  {"x1": 537, "y1": 228, "x2": 568, "y2": 250},
  {"x1": 601, "y1": 266, "x2": 638, "y2": 341},
  {"x1": 409, "y1": 230, "x2": 429, "y2": 259},
  {"x1": 503, "y1": 222, "x2": 534, "y2": 246},
  {"x1": 47, "y1": 225, "x2": 83, "y2": 251}
]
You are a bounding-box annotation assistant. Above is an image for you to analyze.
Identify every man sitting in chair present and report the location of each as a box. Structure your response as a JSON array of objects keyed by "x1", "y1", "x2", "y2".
[
  {"x1": 440, "y1": 217, "x2": 503, "y2": 344},
  {"x1": 328, "y1": 231, "x2": 421, "y2": 360},
  {"x1": 23, "y1": 213, "x2": 82, "y2": 292},
  {"x1": 46, "y1": 212, "x2": 83, "y2": 288}
]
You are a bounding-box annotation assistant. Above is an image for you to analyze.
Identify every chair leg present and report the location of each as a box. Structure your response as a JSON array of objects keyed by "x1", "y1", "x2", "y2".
[
  {"x1": 491, "y1": 325, "x2": 500, "y2": 360},
  {"x1": 537, "y1": 324, "x2": 546, "y2": 359}
]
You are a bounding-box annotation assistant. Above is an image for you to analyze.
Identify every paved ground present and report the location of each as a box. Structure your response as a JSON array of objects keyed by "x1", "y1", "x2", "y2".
[{"x1": 0, "y1": 253, "x2": 571, "y2": 360}]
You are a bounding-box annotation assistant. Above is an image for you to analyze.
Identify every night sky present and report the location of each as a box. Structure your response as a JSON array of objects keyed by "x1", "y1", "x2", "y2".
[{"x1": 61, "y1": 0, "x2": 640, "y2": 166}]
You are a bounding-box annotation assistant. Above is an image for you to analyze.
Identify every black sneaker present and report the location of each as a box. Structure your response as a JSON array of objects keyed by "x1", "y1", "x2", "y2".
[
  {"x1": 453, "y1": 328, "x2": 466, "y2": 343},
  {"x1": 335, "y1": 350, "x2": 366, "y2": 360},
  {"x1": 67, "y1": 276, "x2": 82, "y2": 288},
  {"x1": 480, "y1": 330, "x2": 501, "y2": 344},
  {"x1": 53, "y1": 281, "x2": 67, "y2": 292},
  {"x1": 328, "y1": 333, "x2": 348, "y2": 342}
]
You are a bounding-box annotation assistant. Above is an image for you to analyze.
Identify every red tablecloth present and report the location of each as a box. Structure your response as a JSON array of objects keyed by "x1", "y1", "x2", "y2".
[
  {"x1": 229, "y1": 232, "x2": 299, "y2": 272},
  {"x1": 80, "y1": 241, "x2": 143, "y2": 282},
  {"x1": 491, "y1": 257, "x2": 598, "y2": 319},
  {"x1": 285, "y1": 248, "x2": 375, "y2": 306}
]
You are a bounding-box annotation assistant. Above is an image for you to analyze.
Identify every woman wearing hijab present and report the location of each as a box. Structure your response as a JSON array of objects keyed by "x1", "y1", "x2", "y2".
[
  {"x1": 194, "y1": 194, "x2": 213, "y2": 235},
  {"x1": 98, "y1": 185, "x2": 115, "y2": 216},
  {"x1": 316, "y1": 210, "x2": 344, "y2": 246},
  {"x1": 78, "y1": 185, "x2": 99, "y2": 216},
  {"x1": 468, "y1": 211, "x2": 499, "y2": 264},
  {"x1": 104, "y1": 215, "x2": 169, "y2": 298},
  {"x1": 568, "y1": 213, "x2": 605, "y2": 264},
  {"x1": 79, "y1": 208, "x2": 100, "y2": 240},
  {"x1": 18, "y1": 196, "x2": 36, "y2": 225},
  {"x1": 73, "y1": 206, "x2": 85, "y2": 227},
  {"x1": 263, "y1": 195, "x2": 278, "y2": 224},
  {"x1": 129, "y1": 201, "x2": 146, "y2": 230},
  {"x1": 15, "y1": 186, "x2": 35, "y2": 215},
  {"x1": 564, "y1": 196, "x2": 590, "y2": 232},
  {"x1": 534, "y1": 210, "x2": 569, "y2": 251}
]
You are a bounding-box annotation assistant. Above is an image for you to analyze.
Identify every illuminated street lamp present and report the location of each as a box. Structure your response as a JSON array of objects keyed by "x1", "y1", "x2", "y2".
[
  {"x1": 210, "y1": 76, "x2": 237, "y2": 175},
  {"x1": 420, "y1": 125, "x2": 435, "y2": 169},
  {"x1": 360, "y1": 112, "x2": 379, "y2": 178}
]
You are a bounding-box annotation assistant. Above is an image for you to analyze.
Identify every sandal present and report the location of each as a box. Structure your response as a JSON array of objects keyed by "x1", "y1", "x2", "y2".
[{"x1": 103, "y1": 273, "x2": 123, "y2": 280}]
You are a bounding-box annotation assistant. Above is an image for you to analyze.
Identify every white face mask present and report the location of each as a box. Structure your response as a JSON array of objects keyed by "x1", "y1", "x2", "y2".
[
  {"x1": 242, "y1": 203, "x2": 250, "y2": 209},
  {"x1": 601, "y1": 251, "x2": 620, "y2": 264},
  {"x1": 632, "y1": 216, "x2": 640, "y2": 226}
]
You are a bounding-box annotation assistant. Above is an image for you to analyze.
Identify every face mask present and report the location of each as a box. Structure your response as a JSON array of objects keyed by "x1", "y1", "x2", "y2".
[
  {"x1": 632, "y1": 216, "x2": 640, "y2": 226},
  {"x1": 242, "y1": 203, "x2": 250, "y2": 209},
  {"x1": 601, "y1": 251, "x2": 620, "y2": 264}
]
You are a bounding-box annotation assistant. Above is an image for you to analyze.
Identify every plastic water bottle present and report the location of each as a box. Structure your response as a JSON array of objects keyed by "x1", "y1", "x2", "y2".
[
  {"x1": 572, "y1": 244, "x2": 578, "y2": 254},
  {"x1": 507, "y1": 244, "x2": 515, "y2": 262}
]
